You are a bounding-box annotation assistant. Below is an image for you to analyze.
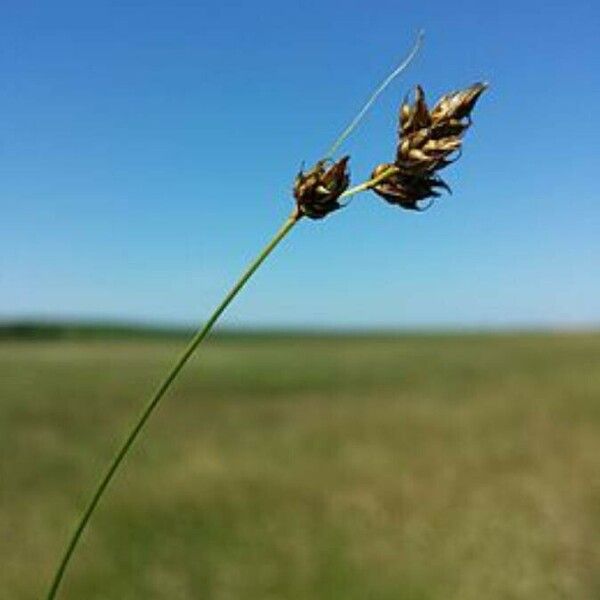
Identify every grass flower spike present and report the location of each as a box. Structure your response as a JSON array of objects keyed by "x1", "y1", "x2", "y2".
[
  {"x1": 293, "y1": 156, "x2": 351, "y2": 219},
  {"x1": 44, "y1": 32, "x2": 489, "y2": 600},
  {"x1": 372, "y1": 82, "x2": 487, "y2": 210}
]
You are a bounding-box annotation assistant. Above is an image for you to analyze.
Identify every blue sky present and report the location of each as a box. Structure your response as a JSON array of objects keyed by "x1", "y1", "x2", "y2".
[{"x1": 1, "y1": 0, "x2": 599, "y2": 329}]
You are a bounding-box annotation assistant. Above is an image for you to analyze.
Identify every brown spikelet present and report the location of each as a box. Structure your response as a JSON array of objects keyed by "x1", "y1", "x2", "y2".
[
  {"x1": 372, "y1": 82, "x2": 487, "y2": 210},
  {"x1": 293, "y1": 156, "x2": 350, "y2": 219}
]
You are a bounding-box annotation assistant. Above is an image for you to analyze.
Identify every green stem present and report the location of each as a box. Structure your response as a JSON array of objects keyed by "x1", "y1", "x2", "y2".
[
  {"x1": 45, "y1": 170, "x2": 387, "y2": 600},
  {"x1": 44, "y1": 211, "x2": 300, "y2": 600},
  {"x1": 341, "y1": 165, "x2": 399, "y2": 198}
]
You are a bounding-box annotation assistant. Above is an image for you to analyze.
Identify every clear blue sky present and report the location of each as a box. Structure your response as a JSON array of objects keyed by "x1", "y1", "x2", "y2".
[{"x1": 1, "y1": 1, "x2": 599, "y2": 329}]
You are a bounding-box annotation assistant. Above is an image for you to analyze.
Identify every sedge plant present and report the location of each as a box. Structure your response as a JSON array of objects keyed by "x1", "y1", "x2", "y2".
[{"x1": 45, "y1": 30, "x2": 487, "y2": 599}]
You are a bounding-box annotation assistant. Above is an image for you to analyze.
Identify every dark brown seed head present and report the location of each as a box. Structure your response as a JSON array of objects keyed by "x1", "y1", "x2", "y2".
[
  {"x1": 396, "y1": 82, "x2": 487, "y2": 173},
  {"x1": 429, "y1": 83, "x2": 487, "y2": 123},
  {"x1": 372, "y1": 82, "x2": 487, "y2": 210},
  {"x1": 293, "y1": 156, "x2": 350, "y2": 219},
  {"x1": 371, "y1": 163, "x2": 450, "y2": 211}
]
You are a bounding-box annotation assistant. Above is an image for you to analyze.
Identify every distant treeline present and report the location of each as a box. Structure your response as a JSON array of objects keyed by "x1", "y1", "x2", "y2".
[
  {"x1": 0, "y1": 321, "x2": 192, "y2": 340},
  {"x1": 0, "y1": 321, "x2": 373, "y2": 342},
  {"x1": 2, "y1": 321, "x2": 597, "y2": 342}
]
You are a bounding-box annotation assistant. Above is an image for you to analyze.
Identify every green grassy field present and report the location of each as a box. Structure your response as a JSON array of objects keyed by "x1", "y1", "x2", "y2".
[{"x1": 1, "y1": 333, "x2": 599, "y2": 599}]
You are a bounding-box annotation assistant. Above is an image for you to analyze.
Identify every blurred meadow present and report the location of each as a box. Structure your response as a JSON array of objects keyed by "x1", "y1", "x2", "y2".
[
  {"x1": 2, "y1": 2, "x2": 600, "y2": 599},
  {"x1": 2, "y1": 331, "x2": 599, "y2": 599}
]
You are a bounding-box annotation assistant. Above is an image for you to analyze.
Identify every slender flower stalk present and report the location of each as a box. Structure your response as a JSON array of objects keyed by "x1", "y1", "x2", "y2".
[
  {"x1": 43, "y1": 171, "x2": 395, "y2": 600},
  {"x1": 44, "y1": 32, "x2": 487, "y2": 600},
  {"x1": 342, "y1": 164, "x2": 399, "y2": 197},
  {"x1": 44, "y1": 213, "x2": 297, "y2": 600}
]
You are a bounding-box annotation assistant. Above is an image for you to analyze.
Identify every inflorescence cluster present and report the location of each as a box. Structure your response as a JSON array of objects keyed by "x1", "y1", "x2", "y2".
[{"x1": 294, "y1": 82, "x2": 487, "y2": 218}]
